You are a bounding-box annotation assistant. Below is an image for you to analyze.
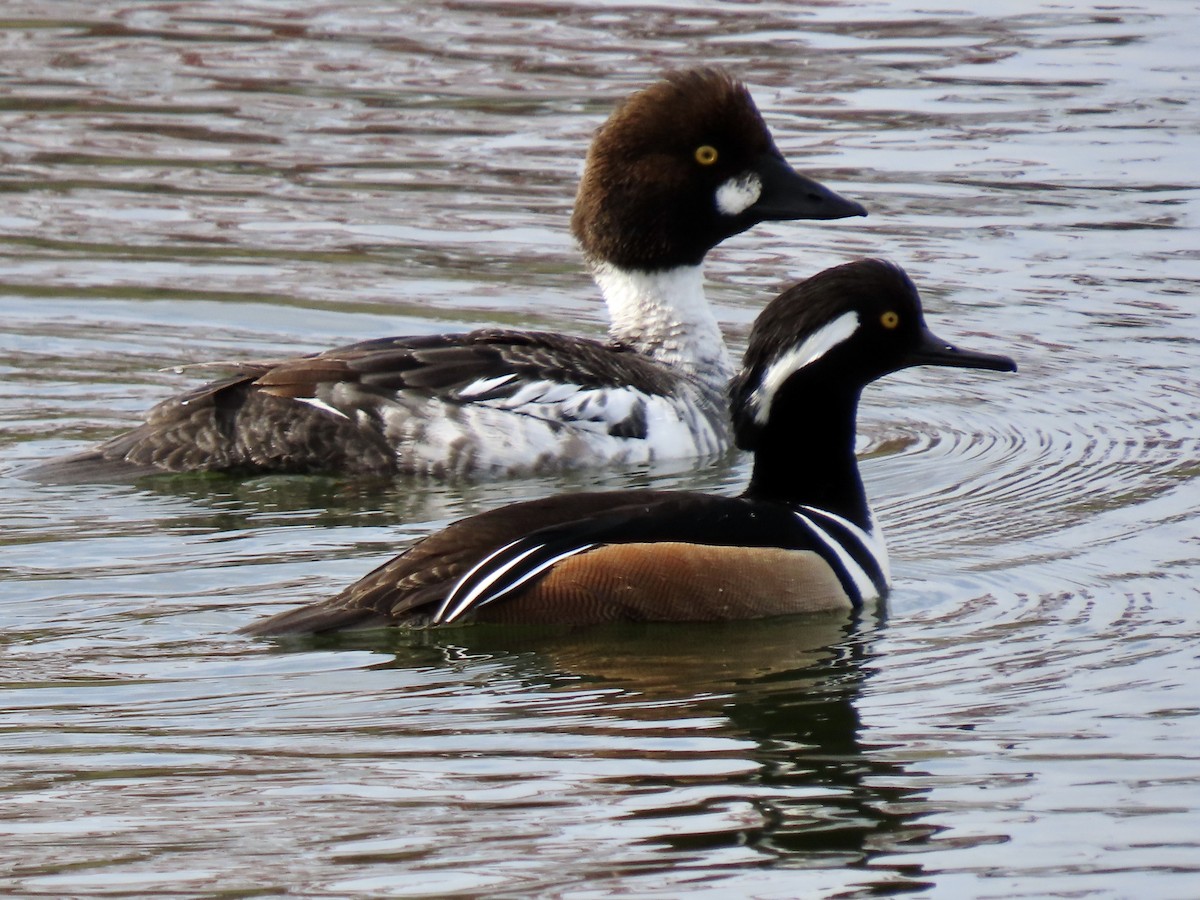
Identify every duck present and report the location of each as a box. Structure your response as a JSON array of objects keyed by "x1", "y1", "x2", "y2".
[
  {"x1": 28, "y1": 68, "x2": 866, "y2": 482},
  {"x1": 240, "y1": 258, "x2": 1016, "y2": 635}
]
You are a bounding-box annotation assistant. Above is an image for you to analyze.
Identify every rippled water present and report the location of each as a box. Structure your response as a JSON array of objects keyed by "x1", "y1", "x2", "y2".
[{"x1": 2, "y1": 2, "x2": 1198, "y2": 896}]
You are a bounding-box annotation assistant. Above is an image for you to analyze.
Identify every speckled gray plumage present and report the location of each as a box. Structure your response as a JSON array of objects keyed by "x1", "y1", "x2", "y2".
[{"x1": 32, "y1": 330, "x2": 709, "y2": 480}]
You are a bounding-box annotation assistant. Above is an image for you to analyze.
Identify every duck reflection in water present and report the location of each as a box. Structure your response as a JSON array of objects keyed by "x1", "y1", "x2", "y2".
[{"x1": 324, "y1": 613, "x2": 939, "y2": 889}]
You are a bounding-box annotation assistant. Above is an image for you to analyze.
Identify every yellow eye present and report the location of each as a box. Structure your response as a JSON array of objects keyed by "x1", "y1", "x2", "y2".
[
  {"x1": 880, "y1": 311, "x2": 900, "y2": 329},
  {"x1": 694, "y1": 145, "x2": 719, "y2": 166}
]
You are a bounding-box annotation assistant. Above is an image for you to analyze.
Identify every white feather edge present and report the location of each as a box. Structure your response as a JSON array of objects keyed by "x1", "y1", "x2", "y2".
[
  {"x1": 436, "y1": 541, "x2": 599, "y2": 624},
  {"x1": 294, "y1": 396, "x2": 351, "y2": 420}
]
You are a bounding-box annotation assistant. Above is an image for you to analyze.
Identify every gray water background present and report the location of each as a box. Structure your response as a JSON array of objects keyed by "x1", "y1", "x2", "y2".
[{"x1": 1, "y1": 1, "x2": 1198, "y2": 897}]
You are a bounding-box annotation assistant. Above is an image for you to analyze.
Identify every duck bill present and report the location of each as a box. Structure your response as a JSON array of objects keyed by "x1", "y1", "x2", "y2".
[
  {"x1": 747, "y1": 153, "x2": 868, "y2": 221},
  {"x1": 906, "y1": 327, "x2": 1017, "y2": 373}
]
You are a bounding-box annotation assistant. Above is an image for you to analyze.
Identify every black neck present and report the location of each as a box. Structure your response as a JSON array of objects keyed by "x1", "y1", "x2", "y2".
[{"x1": 742, "y1": 382, "x2": 871, "y2": 528}]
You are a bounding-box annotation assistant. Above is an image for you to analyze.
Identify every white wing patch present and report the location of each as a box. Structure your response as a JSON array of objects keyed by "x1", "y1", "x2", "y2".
[
  {"x1": 751, "y1": 312, "x2": 860, "y2": 425},
  {"x1": 487, "y1": 382, "x2": 648, "y2": 433},
  {"x1": 377, "y1": 384, "x2": 724, "y2": 477},
  {"x1": 565, "y1": 388, "x2": 637, "y2": 425},
  {"x1": 501, "y1": 380, "x2": 589, "y2": 409}
]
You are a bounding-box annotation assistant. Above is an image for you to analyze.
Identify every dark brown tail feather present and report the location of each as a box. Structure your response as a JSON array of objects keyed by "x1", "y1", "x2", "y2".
[
  {"x1": 21, "y1": 447, "x2": 154, "y2": 484},
  {"x1": 238, "y1": 602, "x2": 396, "y2": 637}
]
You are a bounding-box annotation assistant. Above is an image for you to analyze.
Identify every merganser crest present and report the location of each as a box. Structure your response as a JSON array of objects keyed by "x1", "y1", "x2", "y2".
[{"x1": 751, "y1": 312, "x2": 860, "y2": 425}]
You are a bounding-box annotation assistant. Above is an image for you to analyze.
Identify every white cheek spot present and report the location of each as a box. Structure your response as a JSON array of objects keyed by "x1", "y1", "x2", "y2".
[
  {"x1": 715, "y1": 172, "x2": 763, "y2": 217},
  {"x1": 751, "y1": 312, "x2": 860, "y2": 425}
]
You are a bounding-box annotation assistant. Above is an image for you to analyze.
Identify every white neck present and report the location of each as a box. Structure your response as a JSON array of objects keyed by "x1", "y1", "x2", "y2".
[{"x1": 591, "y1": 262, "x2": 733, "y2": 389}]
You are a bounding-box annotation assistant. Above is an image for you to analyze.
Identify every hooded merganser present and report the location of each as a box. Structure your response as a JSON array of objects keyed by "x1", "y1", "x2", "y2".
[
  {"x1": 240, "y1": 259, "x2": 1016, "y2": 635},
  {"x1": 29, "y1": 69, "x2": 865, "y2": 482}
]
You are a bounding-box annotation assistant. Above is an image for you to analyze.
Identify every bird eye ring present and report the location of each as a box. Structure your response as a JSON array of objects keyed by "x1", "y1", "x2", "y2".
[
  {"x1": 880, "y1": 311, "x2": 900, "y2": 329},
  {"x1": 694, "y1": 145, "x2": 719, "y2": 166}
]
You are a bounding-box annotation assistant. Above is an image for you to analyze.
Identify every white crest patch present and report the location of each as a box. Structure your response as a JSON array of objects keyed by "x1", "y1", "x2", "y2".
[
  {"x1": 715, "y1": 172, "x2": 763, "y2": 217},
  {"x1": 751, "y1": 312, "x2": 860, "y2": 425}
]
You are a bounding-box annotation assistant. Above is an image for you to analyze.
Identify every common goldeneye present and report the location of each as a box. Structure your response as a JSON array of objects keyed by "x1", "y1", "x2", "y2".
[{"x1": 31, "y1": 69, "x2": 865, "y2": 481}]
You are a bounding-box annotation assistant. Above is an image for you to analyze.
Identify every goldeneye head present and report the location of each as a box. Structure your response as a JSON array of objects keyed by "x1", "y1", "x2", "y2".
[
  {"x1": 572, "y1": 68, "x2": 866, "y2": 272},
  {"x1": 730, "y1": 259, "x2": 1016, "y2": 450}
]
